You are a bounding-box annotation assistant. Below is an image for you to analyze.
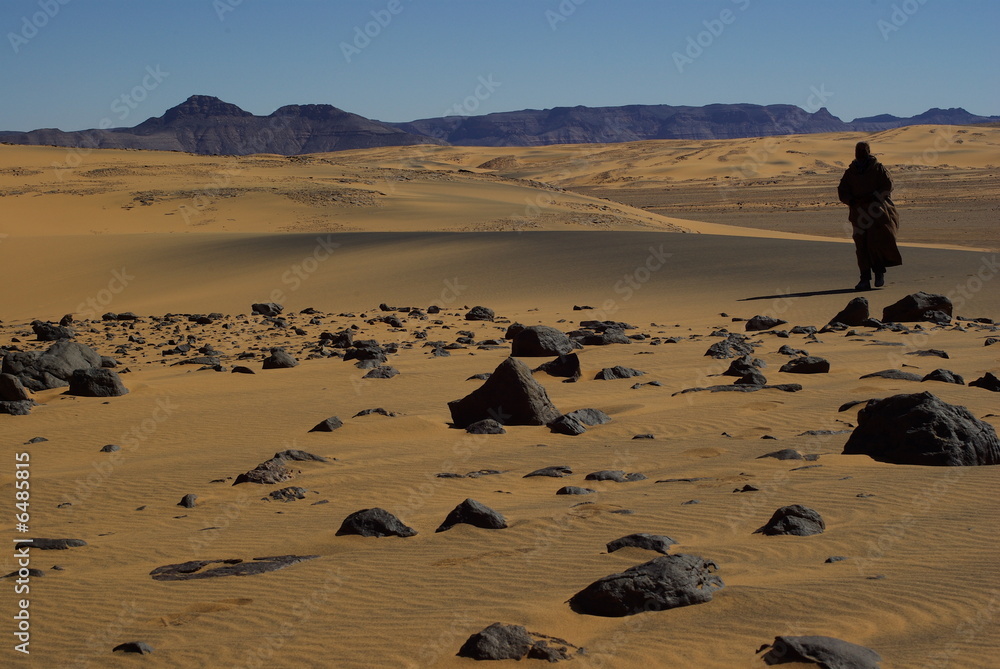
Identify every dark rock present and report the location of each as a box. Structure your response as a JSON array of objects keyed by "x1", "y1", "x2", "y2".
[
  {"x1": 269, "y1": 486, "x2": 307, "y2": 502},
  {"x1": 466, "y1": 419, "x2": 506, "y2": 434},
  {"x1": 585, "y1": 470, "x2": 646, "y2": 482},
  {"x1": 579, "y1": 328, "x2": 631, "y2": 346},
  {"x1": 251, "y1": 302, "x2": 283, "y2": 317},
  {"x1": 262, "y1": 348, "x2": 298, "y2": 369},
  {"x1": 633, "y1": 433, "x2": 655, "y2": 440},
  {"x1": 829, "y1": 297, "x2": 870, "y2": 326},
  {"x1": 969, "y1": 372, "x2": 1000, "y2": 392},
  {"x1": 524, "y1": 465, "x2": 572, "y2": 478},
  {"x1": 0, "y1": 373, "x2": 30, "y2": 401},
  {"x1": 231, "y1": 365, "x2": 255, "y2": 374},
  {"x1": 274, "y1": 449, "x2": 327, "y2": 462},
  {"x1": 566, "y1": 408, "x2": 611, "y2": 426},
  {"x1": 843, "y1": 391, "x2": 1000, "y2": 465},
  {"x1": 465, "y1": 306, "x2": 495, "y2": 321},
  {"x1": 511, "y1": 325, "x2": 575, "y2": 357},
  {"x1": 734, "y1": 484, "x2": 760, "y2": 492},
  {"x1": 448, "y1": 357, "x2": 560, "y2": 429},
  {"x1": 825, "y1": 556, "x2": 848, "y2": 563},
  {"x1": 777, "y1": 345, "x2": 808, "y2": 357},
  {"x1": 336, "y1": 508, "x2": 416, "y2": 538},
  {"x1": 556, "y1": 486, "x2": 595, "y2": 495},
  {"x1": 737, "y1": 369, "x2": 768, "y2": 385},
  {"x1": 29, "y1": 538, "x2": 88, "y2": 550},
  {"x1": 606, "y1": 533, "x2": 677, "y2": 555},
  {"x1": 779, "y1": 356, "x2": 830, "y2": 374},
  {"x1": 548, "y1": 414, "x2": 587, "y2": 435},
  {"x1": 113, "y1": 641, "x2": 154, "y2": 655},
  {"x1": 758, "y1": 635, "x2": 882, "y2": 668},
  {"x1": 363, "y1": 365, "x2": 399, "y2": 379},
  {"x1": 3, "y1": 568, "x2": 44, "y2": 578},
  {"x1": 859, "y1": 369, "x2": 922, "y2": 381},
  {"x1": 457, "y1": 623, "x2": 533, "y2": 661},
  {"x1": 150, "y1": 554, "x2": 319, "y2": 580},
  {"x1": 2, "y1": 340, "x2": 103, "y2": 391},
  {"x1": 906, "y1": 349, "x2": 949, "y2": 359},
  {"x1": 882, "y1": 292, "x2": 952, "y2": 324},
  {"x1": 32, "y1": 320, "x2": 76, "y2": 341},
  {"x1": 672, "y1": 384, "x2": 802, "y2": 395},
  {"x1": 754, "y1": 505, "x2": 825, "y2": 536},
  {"x1": 100, "y1": 444, "x2": 121, "y2": 452},
  {"x1": 568, "y1": 554, "x2": 723, "y2": 617},
  {"x1": 233, "y1": 458, "x2": 291, "y2": 485},
  {"x1": 790, "y1": 325, "x2": 817, "y2": 335},
  {"x1": 921, "y1": 369, "x2": 964, "y2": 385},
  {"x1": 533, "y1": 353, "x2": 581, "y2": 381},
  {"x1": 704, "y1": 333, "x2": 756, "y2": 359},
  {"x1": 745, "y1": 315, "x2": 788, "y2": 331},
  {"x1": 722, "y1": 355, "x2": 765, "y2": 377},
  {"x1": 595, "y1": 365, "x2": 645, "y2": 380},
  {"x1": 757, "y1": 449, "x2": 804, "y2": 460},
  {"x1": 178, "y1": 494, "x2": 198, "y2": 508},
  {"x1": 353, "y1": 407, "x2": 399, "y2": 417},
  {"x1": 309, "y1": 416, "x2": 343, "y2": 432},
  {"x1": 435, "y1": 498, "x2": 507, "y2": 532},
  {"x1": 67, "y1": 368, "x2": 128, "y2": 397}
]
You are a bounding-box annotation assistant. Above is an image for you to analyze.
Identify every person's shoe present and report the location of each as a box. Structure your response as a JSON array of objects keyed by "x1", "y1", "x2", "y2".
[
  {"x1": 855, "y1": 280, "x2": 872, "y2": 291},
  {"x1": 874, "y1": 273, "x2": 885, "y2": 287}
]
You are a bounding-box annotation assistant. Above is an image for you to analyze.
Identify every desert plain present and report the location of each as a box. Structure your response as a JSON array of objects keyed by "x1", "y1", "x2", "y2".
[{"x1": 1, "y1": 125, "x2": 999, "y2": 668}]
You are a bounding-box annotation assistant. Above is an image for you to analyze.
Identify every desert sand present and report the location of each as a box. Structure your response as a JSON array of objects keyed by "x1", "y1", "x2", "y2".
[{"x1": 1, "y1": 127, "x2": 999, "y2": 669}]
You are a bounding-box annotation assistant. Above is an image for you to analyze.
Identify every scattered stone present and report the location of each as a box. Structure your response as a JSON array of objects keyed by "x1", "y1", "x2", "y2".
[
  {"x1": 843, "y1": 391, "x2": 1000, "y2": 465},
  {"x1": 585, "y1": 470, "x2": 646, "y2": 482},
  {"x1": 100, "y1": 444, "x2": 120, "y2": 453},
  {"x1": 606, "y1": 533, "x2": 676, "y2": 555},
  {"x1": 533, "y1": 353, "x2": 581, "y2": 381},
  {"x1": 704, "y1": 333, "x2": 756, "y2": 359},
  {"x1": 363, "y1": 365, "x2": 399, "y2": 379},
  {"x1": 231, "y1": 366, "x2": 255, "y2": 374},
  {"x1": 178, "y1": 494, "x2": 198, "y2": 508},
  {"x1": 336, "y1": 508, "x2": 416, "y2": 538},
  {"x1": 150, "y1": 554, "x2": 319, "y2": 580},
  {"x1": 448, "y1": 357, "x2": 561, "y2": 429},
  {"x1": 754, "y1": 505, "x2": 824, "y2": 536},
  {"x1": 825, "y1": 556, "x2": 848, "y2": 563},
  {"x1": 779, "y1": 356, "x2": 830, "y2": 374},
  {"x1": 251, "y1": 302, "x2": 283, "y2": 317},
  {"x1": 595, "y1": 366, "x2": 645, "y2": 380},
  {"x1": 524, "y1": 465, "x2": 572, "y2": 478},
  {"x1": 969, "y1": 372, "x2": 1000, "y2": 392},
  {"x1": 0, "y1": 373, "x2": 30, "y2": 401},
  {"x1": 829, "y1": 297, "x2": 870, "y2": 327},
  {"x1": 2, "y1": 340, "x2": 103, "y2": 391},
  {"x1": 466, "y1": 419, "x2": 506, "y2": 434},
  {"x1": 233, "y1": 450, "x2": 327, "y2": 486},
  {"x1": 269, "y1": 486, "x2": 307, "y2": 502},
  {"x1": 465, "y1": 306, "x2": 495, "y2": 321},
  {"x1": 548, "y1": 414, "x2": 587, "y2": 436},
  {"x1": 907, "y1": 349, "x2": 950, "y2": 359},
  {"x1": 262, "y1": 348, "x2": 298, "y2": 369},
  {"x1": 777, "y1": 344, "x2": 808, "y2": 357},
  {"x1": 67, "y1": 368, "x2": 129, "y2": 397},
  {"x1": 556, "y1": 486, "x2": 594, "y2": 495},
  {"x1": 28, "y1": 538, "x2": 88, "y2": 550},
  {"x1": 921, "y1": 369, "x2": 964, "y2": 385},
  {"x1": 113, "y1": 641, "x2": 154, "y2": 655},
  {"x1": 309, "y1": 416, "x2": 344, "y2": 432},
  {"x1": 32, "y1": 320, "x2": 76, "y2": 341},
  {"x1": 882, "y1": 292, "x2": 952, "y2": 324},
  {"x1": 672, "y1": 383, "x2": 802, "y2": 395},
  {"x1": 722, "y1": 355, "x2": 765, "y2": 377},
  {"x1": 737, "y1": 369, "x2": 768, "y2": 385},
  {"x1": 745, "y1": 315, "x2": 788, "y2": 331},
  {"x1": 859, "y1": 369, "x2": 922, "y2": 381},
  {"x1": 457, "y1": 623, "x2": 579, "y2": 662},
  {"x1": 568, "y1": 554, "x2": 723, "y2": 617},
  {"x1": 734, "y1": 484, "x2": 760, "y2": 493},
  {"x1": 757, "y1": 635, "x2": 882, "y2": 669},
  {"x1": 353, "y1": 407, "x2": 399, "y2": 417},
  {"x1": 436, "y1": 498, "x2": 507, "y2": 532},
  {"x1": 511, "y1": 325, "x2": 575, "y2": 356},
  {"x1": 632, "y1": 433, "x2": 655, "y2": 440}
]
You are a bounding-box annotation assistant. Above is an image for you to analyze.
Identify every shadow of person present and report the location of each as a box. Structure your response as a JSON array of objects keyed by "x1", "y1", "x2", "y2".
[{"x1": 737, "y1": 287, "x2": 862, "y2": 302}]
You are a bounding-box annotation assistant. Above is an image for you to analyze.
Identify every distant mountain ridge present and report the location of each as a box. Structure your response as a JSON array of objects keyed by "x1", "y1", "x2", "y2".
[{"x1": 1, "y1": 95, "x2": 996, "y2": 155}]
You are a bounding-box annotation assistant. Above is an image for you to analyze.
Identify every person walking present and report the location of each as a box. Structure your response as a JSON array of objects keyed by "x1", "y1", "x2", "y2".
[{"x1": 838, "y1": 141, "x2": 902, "y2": 290}]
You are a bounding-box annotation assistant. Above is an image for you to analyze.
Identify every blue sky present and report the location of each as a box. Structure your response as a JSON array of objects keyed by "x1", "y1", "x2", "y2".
[{"x1": 2, "y1": 0, "x2": 997, "y2": 131}]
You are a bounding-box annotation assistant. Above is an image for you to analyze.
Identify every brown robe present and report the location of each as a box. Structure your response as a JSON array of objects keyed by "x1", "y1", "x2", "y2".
[{"x1": 837, "y1": 156, "x2": 902, "y2": 273}]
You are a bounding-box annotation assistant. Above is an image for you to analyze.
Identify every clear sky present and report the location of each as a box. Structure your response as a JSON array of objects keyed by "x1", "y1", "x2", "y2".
[{"x1": 1, "y1": 0, "x2": 997, "y2": 131}]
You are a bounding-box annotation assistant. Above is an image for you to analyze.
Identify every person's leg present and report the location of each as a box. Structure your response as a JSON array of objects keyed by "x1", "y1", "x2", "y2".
[
  {"x1": 853, "y1": 232, "x2": 872, "y2": 290},
  {"x1": 874, "y1": 263, "x2": 886, "y2": 287}
]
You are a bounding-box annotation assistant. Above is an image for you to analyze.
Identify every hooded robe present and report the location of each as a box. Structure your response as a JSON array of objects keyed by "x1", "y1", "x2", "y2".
[{"x1": 837, "y1": 155, "x2": 902, "y2": 271}]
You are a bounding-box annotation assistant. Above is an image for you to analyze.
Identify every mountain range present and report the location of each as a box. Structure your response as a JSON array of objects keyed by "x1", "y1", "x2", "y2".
[{"x1": 1, "y1": 95, "x2": 996, "y2": 156}]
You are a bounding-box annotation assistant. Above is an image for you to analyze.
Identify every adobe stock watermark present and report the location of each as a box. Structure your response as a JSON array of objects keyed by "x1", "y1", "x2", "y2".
[
  {"x1": 673, "y1": 0, "x2": 752, "y2": 73},
  {"x1": 341, "y1": 0, "x2": 411, "y2": 63},
  {"x1": 545, "y1": 0, "x2": 587, "y2": 31},
  {"x1": 877, "y1": 0, "x2": 929, "y2": 41},
  {"x1": 444, "y1": 75, "x2": 502, "y2": 116},
  {"x1": 75, "y1": 267, "x2": 135, "y2": 319},
  {"x1": 213, "y1": 0, "x2": 243, "y2": 22},
  {"x1": 7, "y1": 0, "x2": 72, "y2": 54}
]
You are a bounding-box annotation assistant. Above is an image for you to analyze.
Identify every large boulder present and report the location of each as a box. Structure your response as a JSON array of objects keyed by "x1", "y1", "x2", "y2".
[
  {"x1": 511, "y1": 325, "x2": 575, "y2": 357},
  {"x1": 704, "y1": 333, "x2": 756, "y2": 359},
  {"x1": 533, "y1": 353, "x2": 581, "y2": 381},
  {"x1": 336, "y1": 508, "x2": 416, "y2": 538},
  {"x1": 448, "y1": 357, "x2": 560, "y2": 428},
  {"x1": 882, "y1": 292, "x2": 952, "y2": 324},
  {"x1": 2, "y1": 340, "x2": 102, "y2": 391},
  {"x1": 32, "y1": 320, "x2": 75, "y2": 341},
  {"x1": 251, "y1": 302, "x2": 283, "y2": 317},
  {"x1": 0, "y1": 373, "x2": 31, "y2": 401},
  {"x1": 568, "y1": 554, "x2": 723, "y2": 617},
  {"x1": 843, "y1": 391, "x2": 1000, "y2": 465},
  {"x1": 758, "y1": 635, "x2": 882, "y2": 668},
  {"x1": 67, "y1": 368, "x2": 128, "y2": 397},
  {"x1": 465, "y1": 306, "x2": 495, "y2": 321},
  {"x1": 457, "y1": 623, "x2": 578, "y2": 662},
  {"x1": 829, "y1": 296, "x2": 870, "y2": 326},
  {"x1": 754, "y1": 505, "x2": 825, "y2": 536},
  {"x1": 745, "y1": 315, "x2": 787, "y2": 331},
  {"x1": 780, "y1": 356, "x2": 830, "y2": 374},
  {"x1": 262, "y1": 348, "x2": 298, "y2": 369},
  {"x1": 436, "y1": 498, "x2": 507, "y2": 532}
]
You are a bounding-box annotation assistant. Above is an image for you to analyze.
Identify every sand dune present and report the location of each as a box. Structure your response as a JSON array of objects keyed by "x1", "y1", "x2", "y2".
[{"x1": 1, "y1": 131, "x2": 999, "y2": 668}]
